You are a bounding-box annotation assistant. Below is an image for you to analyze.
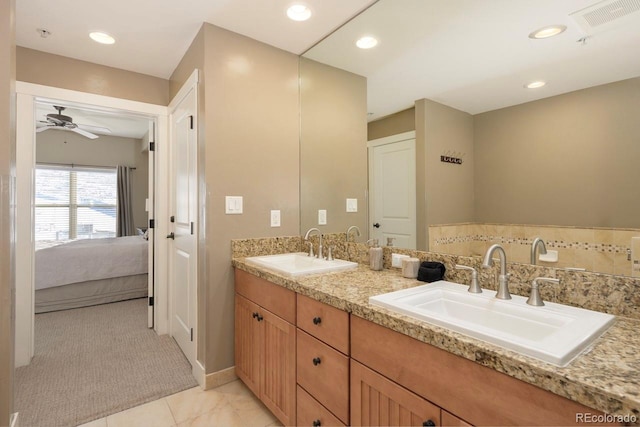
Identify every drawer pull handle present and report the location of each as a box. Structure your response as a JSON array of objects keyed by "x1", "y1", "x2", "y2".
[
  {"x1": 256, "y1": 314, "x2": 263, "y2": 322},
  {"x1": 423, "y1": 420, "x2": 436, "y2": 427},
  {"x1": 312, "y1": 357, "x2": 321, "y2": 366},
  {"x1": 312, "y1": 420, "x2": 321, "y2": 427},
  {"x1": 313, "y1": 316, "x2": 322, "y2": 325},
  {"x1": 252, "y1": 312, "x2": 258, "y2": 319}
]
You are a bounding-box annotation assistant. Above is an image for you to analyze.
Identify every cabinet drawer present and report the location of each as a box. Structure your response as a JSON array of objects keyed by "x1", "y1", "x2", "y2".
[
  {"x1": 297, "y1": 294, "x2": 349, "y2": 354},
  {"x1": 442, "y1": 411, "x2": 472, "y2": 427},
  {"x1": 235, "y1": 269, "x2": 296, "y2": 324},
  {"x1": 297, "y1": 329, "x2": 349, "y2": 424},
  {"x1": 297, "y1": 385, "x2": 346, "y2": 427}
]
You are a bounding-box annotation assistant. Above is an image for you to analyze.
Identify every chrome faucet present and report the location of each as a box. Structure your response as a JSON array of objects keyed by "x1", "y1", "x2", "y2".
[
  {"x1": 482, "y1": 244, "x2": 511, "y2": 300},
  {"x1": 304, "y1": 228, "x2": 323, "y2": 259},
  {"x1": 346, "y1": 225, "x2": 361, "y2": 242},
  {"x1": 530, "y1": 237, "x2": 548, "y2": 265}
]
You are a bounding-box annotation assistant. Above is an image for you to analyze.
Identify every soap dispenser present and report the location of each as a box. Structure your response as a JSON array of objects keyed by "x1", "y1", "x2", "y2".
[{"x1": 367, "y1": 239, "x2": 383, "y2": 271}]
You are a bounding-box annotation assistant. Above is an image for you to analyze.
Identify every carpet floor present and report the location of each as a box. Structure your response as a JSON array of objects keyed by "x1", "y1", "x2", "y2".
[{"x1": 14, "y1": 298, "x2": 198, "y2": 427}]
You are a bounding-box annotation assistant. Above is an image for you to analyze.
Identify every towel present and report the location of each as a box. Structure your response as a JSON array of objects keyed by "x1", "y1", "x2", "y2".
[{"x1": 417, "y1": 261, "x2": 446, "y2": 283}]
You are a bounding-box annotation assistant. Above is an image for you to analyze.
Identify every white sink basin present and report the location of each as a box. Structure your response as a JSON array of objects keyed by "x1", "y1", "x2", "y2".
[
  {"x1": 245, "y1": 252, "x2": 358, "y2": 277},
  {"x1": 369, "y1": 281, "x2": 615, "y2": 366}
]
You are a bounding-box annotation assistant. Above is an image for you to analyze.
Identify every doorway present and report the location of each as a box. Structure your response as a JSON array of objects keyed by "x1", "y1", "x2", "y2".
[
  {"x1": 14, "y1": 82, "x2": 171, "y2": 367},
  {"x1": 368, "y1": 131, "x2": 417, "y2": 249}
]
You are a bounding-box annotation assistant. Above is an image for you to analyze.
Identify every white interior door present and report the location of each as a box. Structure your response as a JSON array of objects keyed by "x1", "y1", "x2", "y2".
[
  {"x1": 169, "y1": 83, "x2": 197, "y2": 366},
  {"x1": 147, "y1": 121, "x2": 155, "y2": 328},
  {"x1": 369, "y1": 134, "x2": 416, "y2": 249}
]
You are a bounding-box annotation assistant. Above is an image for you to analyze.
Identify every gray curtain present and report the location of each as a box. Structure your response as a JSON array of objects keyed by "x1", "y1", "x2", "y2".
[{"x1": 117, "y1": 166, "x2": 135, "y2": 237}]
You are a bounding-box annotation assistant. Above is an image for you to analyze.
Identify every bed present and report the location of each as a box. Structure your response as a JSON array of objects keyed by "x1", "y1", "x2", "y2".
[{"x1": 35, "y1": 236, "x2": 149, "y2": 313}]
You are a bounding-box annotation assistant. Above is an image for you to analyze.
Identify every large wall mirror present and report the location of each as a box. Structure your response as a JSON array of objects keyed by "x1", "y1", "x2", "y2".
[{"x1": 299, "y1": 0, "x2": 640, "y2": 277}]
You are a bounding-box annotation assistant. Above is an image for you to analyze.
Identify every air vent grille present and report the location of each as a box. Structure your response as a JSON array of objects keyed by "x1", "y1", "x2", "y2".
[{"x1": 570, "y1": 0, "x2": 640, "y2": 33}]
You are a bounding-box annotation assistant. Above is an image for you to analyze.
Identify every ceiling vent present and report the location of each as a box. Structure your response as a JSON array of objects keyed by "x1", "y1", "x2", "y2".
[{"x1": 570, "y1": 0, "x2": 640, "y2": 34}]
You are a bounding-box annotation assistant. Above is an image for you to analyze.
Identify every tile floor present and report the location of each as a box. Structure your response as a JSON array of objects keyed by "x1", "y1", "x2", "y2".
[{"x1": 78, "y1": 380, "x2": 282, "y2": 427}]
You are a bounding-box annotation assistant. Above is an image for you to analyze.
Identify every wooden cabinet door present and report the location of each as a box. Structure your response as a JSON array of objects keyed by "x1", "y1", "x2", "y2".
[
  {"x1": 351, "y1": 360, "x2": 441, "y2": 427},
  {"x1": 234, "y1": 294, "x2": 261, "y2": 396},
  {"x1": 261, "y1": 308, "x2": 296, "y2": 426}
]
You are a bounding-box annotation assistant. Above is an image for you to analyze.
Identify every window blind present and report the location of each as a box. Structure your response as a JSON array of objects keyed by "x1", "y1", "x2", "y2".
[{"x1": 35, "y1": 165, "x2": 118, "y2": 241}]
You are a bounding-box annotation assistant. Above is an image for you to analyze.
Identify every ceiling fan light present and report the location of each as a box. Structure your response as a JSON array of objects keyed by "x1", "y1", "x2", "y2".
[{"x1": 89, "y1": 32, "x2": 115, "y2": 45}]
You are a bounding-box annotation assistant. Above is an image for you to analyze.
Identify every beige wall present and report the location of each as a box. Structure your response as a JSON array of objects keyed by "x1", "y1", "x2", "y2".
[
  {"x1": 170, "y1": 24, "x2": 300, "y2": 373},
  {"x1": 368, "y1": 107, "x2": 415, "y2": 141},
  {"x1": 416, "y1": 99, "x2": 475, "y2": 250},
  {"x1": 0, "y1": 0, "x2": 16, "y2": 424},
  {"x1": 474, "y1": 78, "x2": 640, "y2": 228},
  {"x1": 300, "y1": 58, "x2": 368, "y2": 236},
  {"x1": 17, "y1": 47, "x2": 170, "y2": 106},
  {"x1": 36, "y1": 131, "x2": 148, "y2": 230}
]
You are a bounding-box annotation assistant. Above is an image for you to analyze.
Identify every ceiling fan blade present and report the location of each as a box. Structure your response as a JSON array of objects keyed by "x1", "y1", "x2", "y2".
[
  {"x1": 36, "y1": 126, "x2": 52, "y2": 133},
  {"x1": 77, "y1": 123, "x2": 112, "y2": 134},
  {"x1": 71, "y1": 127, "x2": 99, "y2": 139}
]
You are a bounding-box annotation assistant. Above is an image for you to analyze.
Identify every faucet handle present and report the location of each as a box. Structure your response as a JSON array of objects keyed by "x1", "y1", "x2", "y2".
[
  {"x1": 526, "y1": 277, "x2": 560, "y2": 306},
  {"x1": 327, "y1": 245, "x2": 335, "y2": 261},
  {"x1": 455, "y1": 264, "x2": 481, "y2": 293}
]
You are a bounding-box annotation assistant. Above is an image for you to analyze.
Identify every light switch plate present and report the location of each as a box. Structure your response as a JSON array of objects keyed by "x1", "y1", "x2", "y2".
[
  {"x1": 318, "y1": 209, "x2": 327, "y2": 225},
  {"x1": 346, "y1": 198, "x2": 358, "y2": 212},
  {"x1": 270, "y1": 210, "x2": 281, "y2": 227},
  {"x1": 225, "y1": 196, "x2": 243, "y2": 214}
]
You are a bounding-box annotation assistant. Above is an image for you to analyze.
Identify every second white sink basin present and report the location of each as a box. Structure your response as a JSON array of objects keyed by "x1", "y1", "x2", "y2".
[
  {"x1": 246, "y1": 252, "x2": 358, "y2": 276},
  {"x1": 369, "y1": 281, "x2": 615, "y2": 366}
]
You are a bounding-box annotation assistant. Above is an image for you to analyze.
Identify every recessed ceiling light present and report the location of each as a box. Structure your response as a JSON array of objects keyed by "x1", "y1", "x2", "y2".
[
  {"x1": 287, "y1": 4, "x2": 312, "y2": 21},
  {"x1": 525, "y1": 81, "x2": 546, "y2": 89},
  {"x1": 89, "y1": 32, "x2": 115, "y2": 45},
  {"x1": 528, "y1": 25, "x2": 567, "y2": 39},
  {"x1": 356, "y1": 36, "x2": 378, "y2": 49}
]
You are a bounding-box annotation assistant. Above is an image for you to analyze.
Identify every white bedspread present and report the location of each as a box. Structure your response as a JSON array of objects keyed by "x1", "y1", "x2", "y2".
[{"x1": 35, "y1": 236, "x2": 148, "y2": 290}]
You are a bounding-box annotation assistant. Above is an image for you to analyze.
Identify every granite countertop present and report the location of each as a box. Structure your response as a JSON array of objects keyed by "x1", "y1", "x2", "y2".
[{"x1": 233, "y1": 258, "x2": 640, "y2": 420}]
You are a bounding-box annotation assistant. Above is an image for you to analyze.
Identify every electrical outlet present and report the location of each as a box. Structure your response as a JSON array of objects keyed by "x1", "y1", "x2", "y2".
[
  {"x1": 270, "y1": 210, "x2": 281, "y2": 227},
  {"x1": 318, "y1": 209, "x2": 327, "y2": 225}
]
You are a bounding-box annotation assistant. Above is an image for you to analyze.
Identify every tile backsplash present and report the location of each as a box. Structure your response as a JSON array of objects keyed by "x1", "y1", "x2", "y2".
[{"x1": 429, "y1": 223, "x2": 640, "y2": 277}]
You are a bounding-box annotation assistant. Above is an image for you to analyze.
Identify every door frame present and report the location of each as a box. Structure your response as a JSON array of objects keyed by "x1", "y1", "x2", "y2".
[
  {"x1": 14, "y1": 81, "x2": 170, "y2": 367},
  {"x1": 367, "y1": 130, "x2": 417, "y2": 248}
]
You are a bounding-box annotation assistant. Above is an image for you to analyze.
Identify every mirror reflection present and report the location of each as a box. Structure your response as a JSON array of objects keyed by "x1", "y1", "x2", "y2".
[{"x1": 300, "y1": 0, "x2": 640, "y2": 277}]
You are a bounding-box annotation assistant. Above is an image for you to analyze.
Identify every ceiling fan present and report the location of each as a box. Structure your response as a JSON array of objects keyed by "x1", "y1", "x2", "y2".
[{"x1": 36, "y1": 106, "x2": 112, "y2": 139}]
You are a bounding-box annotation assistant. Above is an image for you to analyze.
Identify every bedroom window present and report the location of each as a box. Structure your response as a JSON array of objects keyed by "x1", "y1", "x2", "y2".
[{"x1": 35, "y1": 165, "x2": 118, "y2": 241}]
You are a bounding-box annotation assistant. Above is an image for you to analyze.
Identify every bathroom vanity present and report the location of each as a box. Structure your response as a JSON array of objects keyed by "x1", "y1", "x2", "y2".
[{"x1": 233, "y1": 258, "x2": 639, "y2": 426}]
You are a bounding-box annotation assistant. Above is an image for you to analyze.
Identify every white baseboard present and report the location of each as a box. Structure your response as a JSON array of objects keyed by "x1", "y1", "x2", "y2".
[
  {"x1": 10, "y1": 412, "x2": 18, "y2": 427},
  {"x1": 193, "y1": 360, "x2": 206, "y2": 388},
  {"x1": 204, "y1": 366, "x2": 238, "y2": 390}
]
